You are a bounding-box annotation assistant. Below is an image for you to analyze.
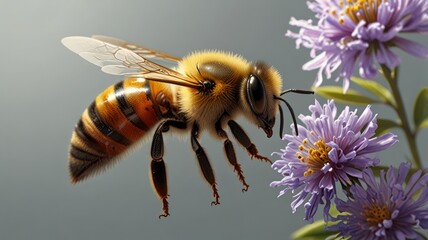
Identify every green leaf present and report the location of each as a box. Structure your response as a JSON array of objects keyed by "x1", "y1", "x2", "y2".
[
  {"x1": 414, "y1": 88, "x2": 428, "y2": 131},
  {"x1": 351, "y1": 77, "x2": 395, "y2": 105},
  {"x1": 315, "y1": 86, "x2": 380, "y2": 105},
  {"x1": 328, "y1": 204, "x2": 339, "y2": 218},
  {"x1": 292, "y1": 220, "x2": 339, "y2": 240},
  {"x1": 375, "y1": 118, "x2": 400, "y2": 136}
]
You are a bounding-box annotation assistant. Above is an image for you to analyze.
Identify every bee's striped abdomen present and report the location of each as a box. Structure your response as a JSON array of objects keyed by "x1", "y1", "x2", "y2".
[{"x1": 69, "y1": 78, "x2": 170, "y2": 183}]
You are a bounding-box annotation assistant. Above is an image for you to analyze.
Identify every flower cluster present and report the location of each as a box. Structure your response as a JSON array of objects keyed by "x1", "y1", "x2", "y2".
[
  {"x1": 270, "y1": 100, "x2": 397, "y2": 222},
  {"x1": 271, "y1": 1, "x2": 428, "y2": 239},
  {"x1": 287, "y1": 0, "x2": 428, "y2": 92},
  {"x1": 327, "y1": 162, "x2": 428, "y2": 239}
]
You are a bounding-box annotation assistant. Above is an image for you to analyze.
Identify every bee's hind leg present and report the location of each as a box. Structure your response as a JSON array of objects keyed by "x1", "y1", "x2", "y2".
[
  {"x1": 150, "y1": 119, "x2": 187, "y2": 218},
  {"x1": 150, "y1": 160, "x2": 169, "y2": 218},
  {"x1": 191, "y1": 123, "x2": 220, "y2": 206}
]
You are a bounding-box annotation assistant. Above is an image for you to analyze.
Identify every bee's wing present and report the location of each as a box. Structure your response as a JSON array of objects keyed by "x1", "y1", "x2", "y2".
[
  {"x1": 92, "y1": 35, "x2": 181, "y2": 65},
  {"x1": 61, "y1": 36, "x2": 202, "y2": 89}
]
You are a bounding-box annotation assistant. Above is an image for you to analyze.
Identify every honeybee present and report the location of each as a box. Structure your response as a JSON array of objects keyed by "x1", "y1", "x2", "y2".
[{"x1": 62, "y1": 35, "x2": 313, "y2": 218}]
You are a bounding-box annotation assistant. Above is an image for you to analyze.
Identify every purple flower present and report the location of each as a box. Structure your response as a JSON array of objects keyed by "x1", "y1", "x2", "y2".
[
  {"x1": 287, "y1": 0, "x2": 428, "y2": 92},
  {"x1": 270, "y1": 100, "x2": 398, "y2": 222},
  {"x1": 327, "y1": 162, "x2": 428, "y2": 239}
]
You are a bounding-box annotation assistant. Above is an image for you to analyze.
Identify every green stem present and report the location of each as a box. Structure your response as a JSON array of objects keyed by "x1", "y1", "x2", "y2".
[
  {"x1": 381, "y1": 65, "x2": 422, "y2": 169},
  {"x1": 416, "y1": 231, "x2": 428, "y2": 240}
]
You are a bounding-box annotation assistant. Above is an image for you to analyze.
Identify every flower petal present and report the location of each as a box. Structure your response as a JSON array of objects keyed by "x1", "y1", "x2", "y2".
[{"x1": 394, "y1": 36, "x2": 428, "y2": 58}]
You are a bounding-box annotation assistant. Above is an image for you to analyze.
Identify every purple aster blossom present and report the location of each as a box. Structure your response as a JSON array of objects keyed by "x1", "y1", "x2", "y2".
[
  {"x1": 287, "y1": 0, "x2": 428, "y2": 92},
  {"x1": 327, "y1": 162, "x2": 428, "y2": 240},
  {"x1": 270, "y1": 100, "x2": 398, "y2": 222}
]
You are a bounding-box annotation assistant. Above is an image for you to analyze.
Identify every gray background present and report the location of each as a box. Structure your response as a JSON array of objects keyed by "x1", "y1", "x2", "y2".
[{"x1": 1, "y1": 1, "x2": 427, "y2": 239}]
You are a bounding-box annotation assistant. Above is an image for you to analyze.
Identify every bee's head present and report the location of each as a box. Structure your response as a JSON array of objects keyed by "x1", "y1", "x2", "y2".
[{"x1": 241, "y1": 62, "x2": 282, "y2": 138}]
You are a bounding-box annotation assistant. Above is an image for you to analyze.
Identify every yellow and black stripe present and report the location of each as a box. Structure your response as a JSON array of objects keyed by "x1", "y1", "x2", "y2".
[{"x1": 69, "y1": 78, "x2": 172, "y2": 183}]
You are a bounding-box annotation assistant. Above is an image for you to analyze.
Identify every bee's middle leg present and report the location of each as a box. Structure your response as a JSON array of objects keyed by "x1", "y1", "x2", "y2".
[
  {"x1": 191, "y1": 123, "x2": 220, "y2": 206},
  {"x1": 215, "y1": 118, "x2": 249, "y2": 192},
  {"x1": 150, "y1": 119, "x2": 187, "y2": 218}
]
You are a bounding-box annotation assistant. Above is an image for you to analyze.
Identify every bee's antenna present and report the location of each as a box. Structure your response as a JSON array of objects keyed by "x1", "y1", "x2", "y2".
[
  {"x1": 280, "y1": 89, "x2": 315, "y2": 96},
  {"x1": 277, "y1": 103, "x2": 284, "y2": 139},
  {"x1": 275, "y1": 89, "x2": 314, "y2": 137},
  {"x1": 275, "y1": 96, "x2": 298, "y2": 137}
]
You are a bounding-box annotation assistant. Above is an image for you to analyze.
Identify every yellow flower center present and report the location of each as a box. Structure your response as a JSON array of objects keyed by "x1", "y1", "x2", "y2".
[
  {"x1": 334, "y1": 0, "x2": 384, "y2": 24},
  {"x1": 297, "y1": 134, "x2": 332, "y2": 177},
  {"x1": 362, "y1": 203, "x2": 391, "y2": 226}
]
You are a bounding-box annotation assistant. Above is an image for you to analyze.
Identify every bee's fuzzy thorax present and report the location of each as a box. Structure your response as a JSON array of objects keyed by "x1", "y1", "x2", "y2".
[
  {"x1": 176, "y1": 50, "x2": 283, "y2": 136},
  {"x1": 177, "y1": 51, "x2": 250, "y2": 133}
]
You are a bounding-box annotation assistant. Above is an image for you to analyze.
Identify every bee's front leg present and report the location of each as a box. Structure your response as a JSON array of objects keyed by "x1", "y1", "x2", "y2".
[
  {"x1": 227, "y1": 120, "x2": 272, "y2": 164},
  {"x1": 150, "y1": 119, "x2": 187, "y2": 218}
]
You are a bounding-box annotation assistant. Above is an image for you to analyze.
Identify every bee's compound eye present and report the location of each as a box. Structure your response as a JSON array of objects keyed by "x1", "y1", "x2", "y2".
[{"x1": 246, "y1": 74, "x2": 266, "y2": 114}]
